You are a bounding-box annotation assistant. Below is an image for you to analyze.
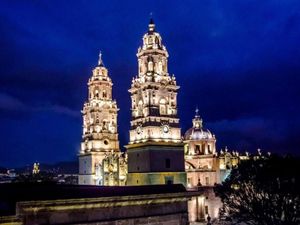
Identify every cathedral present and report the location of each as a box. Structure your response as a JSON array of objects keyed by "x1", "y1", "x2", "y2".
[{"x1": 78, "y1": 18, "x2": 245, "y2": 222}]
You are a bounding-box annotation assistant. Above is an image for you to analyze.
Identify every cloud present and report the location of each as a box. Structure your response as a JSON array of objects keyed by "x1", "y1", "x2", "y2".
[
  {"x1": 0, "y1": 93, "x2": 28, "y2": 111},
  {"x1": 38, "y1": 105, "x2": 79, "y2": 118},
  {"x1": 0, "y1": 92, "x2": 79, "y2": 119}
]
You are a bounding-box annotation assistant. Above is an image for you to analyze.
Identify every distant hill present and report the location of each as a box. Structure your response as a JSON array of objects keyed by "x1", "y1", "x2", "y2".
[{"x1": 11, "y1": 161, "x2": 78, "y2": 174}]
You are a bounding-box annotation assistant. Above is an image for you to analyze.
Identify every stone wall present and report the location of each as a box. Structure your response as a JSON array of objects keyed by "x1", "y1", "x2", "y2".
[{"x1": 13, "y1": 192, "x2": 191, "y2": 225}]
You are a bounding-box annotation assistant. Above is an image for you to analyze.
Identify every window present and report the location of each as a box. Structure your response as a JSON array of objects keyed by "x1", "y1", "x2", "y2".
[{"x1": 165, "y1": 158, "x2": 170, "y2": 168}]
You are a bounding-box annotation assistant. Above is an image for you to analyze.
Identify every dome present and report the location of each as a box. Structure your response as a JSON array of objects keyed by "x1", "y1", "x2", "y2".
[
  {"x1": 184, "y1": 127, "x2": 213, "y2": 140},
  {"x1": 184, "y1": 108, "x2": 215, "y2": 141}
]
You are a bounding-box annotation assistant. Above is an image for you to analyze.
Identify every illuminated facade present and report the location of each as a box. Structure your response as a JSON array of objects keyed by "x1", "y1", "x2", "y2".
[
  {"x1": 184, "y1": 108, "x2": 219, "y2": 187},
  {"x1": 78, "y1": 53, "x2": 127, "y2": 186},
  {"x1": 184, "y1": 110, "x2": 251, "y2": 222},
  {"x1": 125, "y1": 19, "x2": 186, "y2": 186},
  {"x1": 183, "y1": 109, "x2": 222, "y2": 222}
]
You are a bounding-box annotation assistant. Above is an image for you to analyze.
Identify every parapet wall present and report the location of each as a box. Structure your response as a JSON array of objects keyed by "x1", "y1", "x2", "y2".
[{"x1": 14, "y1": 192, "x2": 189, "y2": 225}]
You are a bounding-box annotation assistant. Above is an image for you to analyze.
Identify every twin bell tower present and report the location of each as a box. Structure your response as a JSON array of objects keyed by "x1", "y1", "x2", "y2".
[{"x1": 79, "y1": 19, "x2": 186, "y2": 186}]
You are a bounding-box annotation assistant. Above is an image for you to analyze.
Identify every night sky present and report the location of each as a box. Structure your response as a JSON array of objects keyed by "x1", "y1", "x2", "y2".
[{"x1": 1, "y1": 0, "x2": 300, "y2": 167}]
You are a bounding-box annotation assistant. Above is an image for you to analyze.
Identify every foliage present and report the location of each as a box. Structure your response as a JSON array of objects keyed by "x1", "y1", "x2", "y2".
[{"x1": 215, "y1": 155, "x2": 300, "y2": 225}]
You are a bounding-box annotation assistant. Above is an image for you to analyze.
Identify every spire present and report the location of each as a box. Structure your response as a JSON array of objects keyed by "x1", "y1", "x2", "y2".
[
  {"x1": 98, "y1": 51, "x2": 104, "y2": 67},
  {"x1": 92, "y1": 51, "x2": 108, "y2": 78},
  {"x1": 148, "y1": 13, "x2": 155, "y2": 32}
]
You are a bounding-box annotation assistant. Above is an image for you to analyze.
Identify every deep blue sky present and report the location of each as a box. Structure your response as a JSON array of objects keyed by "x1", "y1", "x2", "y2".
[{"x1": 0, "y1": 0, "x2": 300, "y2": 167}]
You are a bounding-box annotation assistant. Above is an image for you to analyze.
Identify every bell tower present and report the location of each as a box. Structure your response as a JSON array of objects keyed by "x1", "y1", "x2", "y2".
[
  {"x1": 78, "y1": 52, "x2": 127, "y2": 186},
  {"x1": 125, "y1": 19, "x2": 186, "y2": 186}
]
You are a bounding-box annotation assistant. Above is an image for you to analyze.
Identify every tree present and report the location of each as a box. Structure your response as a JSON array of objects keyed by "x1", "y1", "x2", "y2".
[{"x1": 215, "y1": 154, "x2": 300, "y2": 225}]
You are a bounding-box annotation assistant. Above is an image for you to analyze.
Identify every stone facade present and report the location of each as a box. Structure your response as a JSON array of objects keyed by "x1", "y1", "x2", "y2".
[
  {"x1": 128, "y1": 20, "x2": 181, "y2": 145},
  {"x1": 78, "y1": 53, "x2": 127, "y2": 186},
  {"x1": 183, "y1": 109, "x2": 251, "y2": 223}
]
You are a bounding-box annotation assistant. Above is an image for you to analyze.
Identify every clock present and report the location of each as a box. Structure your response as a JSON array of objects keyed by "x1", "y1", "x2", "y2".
[{"x1": 162, "y1": 125, "x2": 169, "y2": 133}]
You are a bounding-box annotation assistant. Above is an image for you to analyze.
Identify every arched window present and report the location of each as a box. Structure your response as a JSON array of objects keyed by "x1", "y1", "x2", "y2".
[{"x1": 159, "y1": 98, "x2": 167, "y2": 115}]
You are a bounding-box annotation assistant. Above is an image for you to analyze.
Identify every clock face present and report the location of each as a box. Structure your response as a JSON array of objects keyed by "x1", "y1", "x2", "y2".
[{"x1": 163, "y1": 125, "x2": 169, "y2": 133}]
